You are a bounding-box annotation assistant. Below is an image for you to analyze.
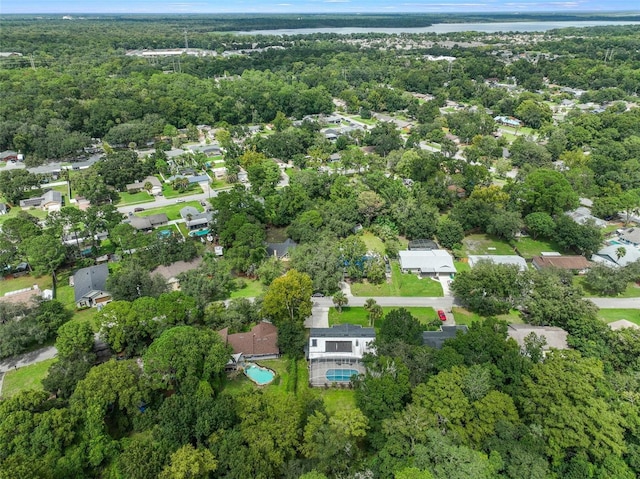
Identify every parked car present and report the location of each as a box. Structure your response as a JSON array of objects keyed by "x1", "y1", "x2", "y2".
[
  {"x1": 311, "y1": 293, "x2": 325, "y2": 298},
  {"x1": 133, "y1": 207, "x2": 145, "y2": 212},
  {"x1": 437, "y1": 310, "x2": 447, "y2": 321},
  {"x1": 176, "y1": 199, "x2": 185, "y2": 203}
]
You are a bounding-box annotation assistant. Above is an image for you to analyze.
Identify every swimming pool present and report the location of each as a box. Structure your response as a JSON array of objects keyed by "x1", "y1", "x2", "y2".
[
  {"x1": 188, "y1": 228, "x2": 211, "y2": 237},
  {"x1": 244, "y1": 363, "x2": 275, "y2": 386},
  {"x1": 326, "y1": 369, "x2": 359, "y2": 382},
  {"x1": 609, "y1": 240, "x2": 622, "y2": 245}
]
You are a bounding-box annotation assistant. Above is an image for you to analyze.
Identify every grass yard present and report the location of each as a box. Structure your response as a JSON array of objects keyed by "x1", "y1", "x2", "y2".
[
  {"x1": 230, "y1": 278, "x2": 265, "y2": 299},
  {"x1": 0, "y1": 274, "x2": 52, "y2": 296},
  {"x1": 351, "y1": 262, "x2": 443, "y2": 297},
  {"x1": 512, "y1": 237, "x2": 565, "y2": 260},
  {"x1": 597, "y1": 309, "x2": 640, "y2": 326},
  {"x1": 348, "y1": 115, "x2": 377, "y2": 126},
  {"x1": 329, "y1": 306, "x2": 438, "y2": 331},
  {"x1": 361, "y1": 231, "x2": 385, "y2": 255},
  {"x1": 461, "y1": 234, "x2": 515, "y2": 256},
  {"x1": 117, "y1": 191, "x2": 154, "y2": 206},
  {"x1": 162, "y1": 182, "x2": 203, "y2": 199},
  {"x1": 319, "y1": 389, "x2": 356, "y2": 414},
  {"x1": 1, "y1": 358, "x2": 56, "y2": 398},
  {"x1": 454, "y1": 260, "x2": 471, "y2": 273},
  {"x1": 138, "y1": 201, "x2": 202, "y2": 221},
  {"x1": 209, "y1": 178, "x2": 230, "y2": 190},
  {"x1": 222, "y1": 358, "x2": 308, "y2": 398},
  {"x1": 452, "y1": 306, "x2": 524, "y2": 325}
]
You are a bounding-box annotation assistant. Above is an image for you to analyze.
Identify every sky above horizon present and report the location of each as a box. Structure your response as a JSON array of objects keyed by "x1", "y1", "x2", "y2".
[{"x1": 2, "y1": 1, "x2": 639, "y2": 15}]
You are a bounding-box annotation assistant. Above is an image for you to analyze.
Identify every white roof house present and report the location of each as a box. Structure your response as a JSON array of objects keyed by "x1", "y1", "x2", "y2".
[
  {"x1": 468, "y1": 255, "x2": 528, "y2": 272},
  {"x1": 592, "y1": 245, "x2": 640, "y2": 268},
  {"x1": 398, "y1": 250, "x2": 455, "y2": 276},
  {"x1": 308, "y1": 324, "x2": 376, "y2": 361}
]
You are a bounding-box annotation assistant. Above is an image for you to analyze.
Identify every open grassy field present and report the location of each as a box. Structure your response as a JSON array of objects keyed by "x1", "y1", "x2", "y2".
[
  {"x1": 452, "y1": 307, "x2": 524, "y2": 325},
  {"x1": 138, "y1": 201, "x2": 202, "y2": 221},
  {"x1": 117, "y1": 191, "x2": 154, "y2": 206},
  {"x1": 597, "y1": 309, "x2": 640, "y2": 325},
  {"x1": 162, "y1": 182, "x2": 203, "y2": 199},
  {"x1": 320, "y1": 389, "x2": 356, "y2": 414},
  {"x1": 512, "y1": 237, "x2": 565, "y2": 259},
  {"x1": 1, "y1": 358, "x2": 56, "y2": 398},
  {"x1": 351, "y1": 263, "x2": 443, "y2": 297},
  {"x1": 230, "y1": 278, "x2": 265, "y2": 299},
  {"x1": 329, "y1": 306, "x2": 438, "y2": 331},
  {"x1": 222, "y1": 358, "x2": 308, "y2": 399},
  {"x1": 461, "y1": 234, "x2": 515, "y2": 256}
]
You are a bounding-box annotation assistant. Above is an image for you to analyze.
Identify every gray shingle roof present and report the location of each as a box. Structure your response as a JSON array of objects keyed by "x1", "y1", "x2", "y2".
[
  {"x1": 73, "y1": 264, "x2": 109, "y2": 303},
  {"x1": 422, "y1": 325, "x2": 468, "y2": 349},
  {"x1": 310, "y1": 324, "x2": 376, "y2": 339}
]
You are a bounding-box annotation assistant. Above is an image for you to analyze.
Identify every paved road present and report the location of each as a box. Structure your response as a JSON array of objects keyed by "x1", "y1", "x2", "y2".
[
  {"x1": 0, "y1": 346, "x2": 57, "y2": 374},
  {"x1": 588, "y1": 298, "x2": 640, "y2": 309},
  {"x1": 117, "y1": 182, "x2": 232, "y2": 215},
  {"x1": 313, "y1": 296, "x2": 459, "y2": 309}
]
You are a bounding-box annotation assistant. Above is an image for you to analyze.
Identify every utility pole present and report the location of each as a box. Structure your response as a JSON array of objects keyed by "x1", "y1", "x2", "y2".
[
  {"x1": 29, "y1": 54, "x2": 36, "y2": 71},
  {"x1": 184, "y1": 30, "x2": 189, "y2": 50}
]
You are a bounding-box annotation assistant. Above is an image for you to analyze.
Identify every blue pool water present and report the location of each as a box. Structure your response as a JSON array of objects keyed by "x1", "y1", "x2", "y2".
[
  {"x1": 609, "y1": 240, "x2": 622, "y2": 245},
  {"x1": 326, "y1": 369, "x2": 359, "y2": 382},
  {"x1": 244, "y1": 363, "x2": 275, "y2": 385},
  {"x1": 158, "y1": 230, "x2": 172, "y2": 238},
  {"x1": 188, "y1": 228, "x2": 211, "y2": 237}
]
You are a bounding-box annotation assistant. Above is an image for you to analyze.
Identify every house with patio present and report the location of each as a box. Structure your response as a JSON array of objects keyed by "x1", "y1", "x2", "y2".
[
  {"x1": 399, "y1": 250, "x2": 455, "y2": 278},
  {"x1": 179, "y1": 206, "x2": 213, "y2": 231},
  {"x1": 307, "y1": 324, "x2": 375, "y2": 387},
  {"x1": 19, "y1": 190, "x2": 62, "y2": 212}
]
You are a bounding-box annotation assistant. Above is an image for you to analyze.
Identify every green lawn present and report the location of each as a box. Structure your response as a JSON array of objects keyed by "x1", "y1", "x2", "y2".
[
  {"x1": 597, "y1": 309, "x2": 640, "y2": 325},
  {"x1": 222, "y1": 358, "x2": 307, "y2": 399},
  {"x1": 230, "y1": 278, "x2": 265, "y2": 299},
  {"x1": 361, "y1": 231, "x2": 385, "y2": 255},
  {"x1": 351, "y1": 262, "x2": 443, "y2": 297},
  {"x1": 512, "y1": 237, "x2": 565, "y2": 260},
  {"x1": 319, "y1": 389, "x2": 356, "y2": 414},
  {"x1": 452, "y1": 306, "x2": 524, "y2": 325},
  {"x1": 0, "y1": 274, "x2": 52, "y2": 296},
  {"x1": 329, "y1": 306, "x2": 438, "y2": 331},
  {"x1": 209, "y1": 178, "x2": 230, "y2": 190},
  {"x1": 117, "y1": 191, "x2": 154, "y2": 206},
  {"x1": 1, "y1": 358, "x2": 56, "y2": 398},
  {"x1": 162, "y1": 182, "x2": 203, "y2": 199},
  {"x1": 138, "y1": 201, "x2": 202, "y2": 221},
  {"x1": 461, "y1": 234, "x2": 515, "y2": 256},
  {"x1": 454, "y1": 260, "x2": 471, "y2": 273},
  {"x1": 348, "y1": 115, "x2": 377, "y2": 125}
]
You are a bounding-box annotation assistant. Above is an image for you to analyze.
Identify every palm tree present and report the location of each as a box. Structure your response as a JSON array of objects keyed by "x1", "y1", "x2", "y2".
[
  {"x1": 332, "y1": 291, "x2": 348, "y2": 313},
  {"x1": 363, "y1": 298, "x2": 377, "y2": 312},
  {"x1": 143, "y1": 181, "x2": 153, "y2": 195},
  {"x1": 616, "y1": 246, "x2": 627, "y2": 261},
  {"x1": 368, "y1": 304, "x2": 383, "y2": 328}
]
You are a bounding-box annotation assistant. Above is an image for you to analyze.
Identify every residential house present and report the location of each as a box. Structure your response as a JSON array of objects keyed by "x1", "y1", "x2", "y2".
[
  {"x1": 507, "y1": 324, "x2": 569, "y2": 352},
  {"x1": 0, "y1": 150, "x2": 19, "y2": 162},
  {"x1": 180, "y1": 206, "x2": 213, "y2": 231},
  {"x1": 265, "y1": 239, "x2": 297, "y2": 260},
  {"x1": 531, "y1": 255, "x2": 591, "y2": 273},
  {"x1": 151, "y1": 257, "x2": 203, "y2": 290},
  {"x1": 618, "y1": 228, "x2": 640, "y2": 246},
  {"x1": 494, "y1": 115, "x2": 523, "y2": 127},
  {"x1": 218, "y1": 322, "x2": 279, "y2": 359},
  {"x1": 565, "y1": 207, "x2": 607, "y2": 228},
  {"x1": 422, "y1": 325, "x2": 468, "y2": 349},
  {"x1": 398, "y1": 250, "x2": 456, "y2": 277},
  {"x1": 125, "y1": 176, "x2": 163, "y2": 196},
  {"x1": 469, "y1": 255, "x2": 528, "y2": 272},
  {"x1": 128, "y1": 213, "x2": 168, "y2": 231},
  {"x1": 592, "y1": 245, "x2": 640, "y2": 268},
  {"x1": 19, "y1": 190, "x2": 62, "y2": 212},
  {"x1": 308, "y1": 324, "x2": 376, "y2": 387},
  {"x1": 73, "y1": 264, "x2": 111, "y2": 308}
]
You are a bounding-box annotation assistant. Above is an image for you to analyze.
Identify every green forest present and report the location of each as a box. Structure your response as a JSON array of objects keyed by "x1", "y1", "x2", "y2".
[{"x1": 1, "y1": 16, "x2": 640, "y2": 479}]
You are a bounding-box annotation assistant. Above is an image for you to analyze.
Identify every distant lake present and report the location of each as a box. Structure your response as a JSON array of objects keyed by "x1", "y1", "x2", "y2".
[{"x1": 234, "y1": 21, "x2": 640, "y2": 35}]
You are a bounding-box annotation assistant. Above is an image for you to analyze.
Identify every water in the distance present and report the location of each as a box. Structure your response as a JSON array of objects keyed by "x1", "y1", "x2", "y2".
[{"x1": 234, "y1": 21, "x2": 640, "y2": 35}]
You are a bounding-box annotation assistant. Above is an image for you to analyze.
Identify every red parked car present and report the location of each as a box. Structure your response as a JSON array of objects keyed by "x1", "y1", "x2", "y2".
[{"x1": 437, "y1": 310, "x2": 447, "y2": 321}]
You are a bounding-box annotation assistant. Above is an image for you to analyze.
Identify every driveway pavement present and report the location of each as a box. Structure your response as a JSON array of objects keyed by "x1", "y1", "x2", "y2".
[{"x1": 0, "y1": 346, "x2": 58, "y2": 374}]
